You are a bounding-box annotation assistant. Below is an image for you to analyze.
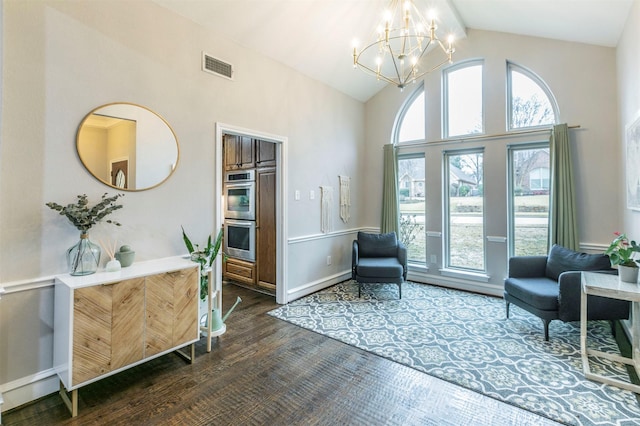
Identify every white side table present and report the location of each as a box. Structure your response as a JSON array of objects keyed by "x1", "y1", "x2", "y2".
[{"x1": 581, "y1": 271, "x2": 639, "y2": 393}]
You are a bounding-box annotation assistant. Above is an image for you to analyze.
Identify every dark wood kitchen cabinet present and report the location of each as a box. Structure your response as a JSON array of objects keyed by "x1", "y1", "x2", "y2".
[
  {"x1": 256, "y1": 167, "x2": 276, "y2": 291},
  {"x1": 255, "y1": 139, "x2": 276, "y2": 168},
  {"x1": 224, "y1": 135, "x2": 255, "y2": 170}
]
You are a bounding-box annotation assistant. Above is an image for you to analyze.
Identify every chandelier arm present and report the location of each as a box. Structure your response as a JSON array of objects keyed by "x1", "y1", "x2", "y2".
[
  {"x1": 386, "y1": 43, "x2": 404, "y2": 87},
  {"x1": 401, "y1": 38, "x2": 433, "y2": 86},
  {"x1": 355, "y1": 62, "x2": 401, "y2": 86}
]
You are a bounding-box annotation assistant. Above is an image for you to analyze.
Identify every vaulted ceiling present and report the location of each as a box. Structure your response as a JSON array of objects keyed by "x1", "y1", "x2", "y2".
[{"x1": 153, "y1": 0, "x2": 634, "y2": 102}]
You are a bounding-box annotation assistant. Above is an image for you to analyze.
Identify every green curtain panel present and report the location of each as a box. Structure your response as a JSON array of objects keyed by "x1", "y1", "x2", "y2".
[
  {"x1": 549, "y1": 123, "x2": 579, "y2": 250},
  {"x1": 381, "y1": 144, "x2": 399, "y2": 234}
]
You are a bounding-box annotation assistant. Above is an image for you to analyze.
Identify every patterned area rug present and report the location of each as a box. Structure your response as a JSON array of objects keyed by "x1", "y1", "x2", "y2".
[{"x1": 268, "y1": 281, "x2": 640, "y2": 426}]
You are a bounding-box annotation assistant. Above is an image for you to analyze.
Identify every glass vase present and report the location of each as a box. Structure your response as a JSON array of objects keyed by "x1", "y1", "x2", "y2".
[{"x1": 67, "y1": 233, "x2": 101, "y2": 276}]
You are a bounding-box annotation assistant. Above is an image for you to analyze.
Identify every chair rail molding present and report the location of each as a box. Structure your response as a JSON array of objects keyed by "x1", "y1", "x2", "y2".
[
  {"x1": 1, "y1": 276, "x2": 56, "y2": 294},
  {"x1": 288, "y1": 227, "x2": 378, "y2": 245}
]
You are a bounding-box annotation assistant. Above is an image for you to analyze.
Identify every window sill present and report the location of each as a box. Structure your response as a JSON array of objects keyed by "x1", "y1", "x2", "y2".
[{"x1": 439, "y1": 268, "x2": 490, "y2": 282}]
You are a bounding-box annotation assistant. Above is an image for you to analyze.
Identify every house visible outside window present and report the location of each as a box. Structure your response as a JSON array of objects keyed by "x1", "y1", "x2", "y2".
[
  {"x1": 529, "y1": 167, "x2": 550, "y2": 190},
  {"x1": 443, "y1": 61, "x2": 483, "y2": 138},
  {"x1": 508, "y1": 144, "x2": 550, "y2": 257},
  {"x1": 507, "y1": 62, "x2": 557, "y2": 130},
  {"x1": 445, "y1": 150, "x2": 484, "y2": 271}
]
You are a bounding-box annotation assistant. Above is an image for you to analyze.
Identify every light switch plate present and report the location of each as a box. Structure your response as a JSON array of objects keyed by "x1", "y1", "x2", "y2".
[
  {"x1": 294, "y1": 190, "x2": 300, "y2": 201},
  {"x1": 309, "y1": 190, "x2": 315, "y2": 200}
]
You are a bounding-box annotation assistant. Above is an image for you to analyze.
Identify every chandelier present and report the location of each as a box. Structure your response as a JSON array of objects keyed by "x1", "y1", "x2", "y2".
[{"x1": 352, "y1": 0, "x2": 455, "y2": 90}]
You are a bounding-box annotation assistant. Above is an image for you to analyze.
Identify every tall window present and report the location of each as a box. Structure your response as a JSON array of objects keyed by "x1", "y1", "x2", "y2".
[
  {"x1": 396, "y1": 88, "x2": 425, "y2": 143},
  {"x1": 445, "y1": 150, "x2": 484, "y2": 271},
  {"x1": 508, "y1": 62, "x2": 557, "y2": 130},
  {"x1": 443, "y1": 61, "x2": 483, "y2": 138},
  {"x1": 508, "y1": 144, "x2": 550, "y2": 257},
  {"x1": 398, "y1": 155, "x2": 426, "y2": 265}
]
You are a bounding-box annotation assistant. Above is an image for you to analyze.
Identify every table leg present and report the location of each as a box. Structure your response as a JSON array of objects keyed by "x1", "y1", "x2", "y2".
[
  {"x1": 580, "y1": 287, "x2": 590, "y2": 374},
  {"x1": 633, "y1": 302, "x2": 640, "y2": 372},
  {"x1": 59, "y1": 381, "x2": 78, "y2": 417}
]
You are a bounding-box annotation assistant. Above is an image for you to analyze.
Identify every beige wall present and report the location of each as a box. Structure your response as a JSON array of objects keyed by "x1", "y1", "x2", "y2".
[
  {"x1": 618, "y1": 0, "x2": 640, "y2": 239},
  {"x1": 0, "y1": 0, "x2": 365, "y2": 283}
]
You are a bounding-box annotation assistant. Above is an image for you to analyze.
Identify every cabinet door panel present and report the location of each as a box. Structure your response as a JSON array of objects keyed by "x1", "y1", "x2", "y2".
[
  {"x1": 256, "y1": 139, "x2": 276, "y2": 168},
  {"x1": 111, "y1": 278, "x2": 145, "y2": 370},
  {"x1": 238, "y1": 136, "x2": 255, "y2": 169},
  {"x1": 224, "y1": 134, "x2": 239, "y2": 170},
  {"x1": 171, "y1": 268, "x2": 199, "y2": 345},
  {"x1": 257, "y1": 168, "x2": 277, "y2": 289},
  {"x1": 73, "y1": 285, "x2": 112, "y2": 385},
  {"x1": 145, "y1": 273, "x2": 175, "y2": 356}
]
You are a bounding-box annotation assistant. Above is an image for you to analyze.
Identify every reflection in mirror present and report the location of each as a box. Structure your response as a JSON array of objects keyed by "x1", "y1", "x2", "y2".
[{"x1": 77, "y1": 103, "x2": 179, "y2": 191}]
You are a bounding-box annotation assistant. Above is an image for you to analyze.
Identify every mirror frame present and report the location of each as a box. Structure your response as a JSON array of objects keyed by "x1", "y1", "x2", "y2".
[{"x1": 76, "y1": 102, "x2": 180, "y2": 191}]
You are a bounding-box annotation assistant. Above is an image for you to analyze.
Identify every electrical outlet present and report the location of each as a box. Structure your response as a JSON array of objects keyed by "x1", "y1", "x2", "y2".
[
  {"x1": 430, "y1": 255, "x2": 437, "y2": 264},
  {"x1": 294, "y1": 190, "x2": 300, "y2": 201},
  {"x1": 326, "y1": 255, "x2": 332, "y2": 265}
]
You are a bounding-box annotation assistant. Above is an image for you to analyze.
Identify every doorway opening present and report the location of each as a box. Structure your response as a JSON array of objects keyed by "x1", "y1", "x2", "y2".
[{"x1": 215, "y1": 123, "x2": 287, "y2": 304}]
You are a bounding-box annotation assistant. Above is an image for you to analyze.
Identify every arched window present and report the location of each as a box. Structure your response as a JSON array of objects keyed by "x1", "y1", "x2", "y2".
[
  {"x1": 507, "y1": 62, "x2": 558, "y2": 130},
  {"x1": 395, "y1": 86, "x2": 425, "y2": 144},
  {"x1": 443, "y1": 60, "x2": 483, "y2": 138}
]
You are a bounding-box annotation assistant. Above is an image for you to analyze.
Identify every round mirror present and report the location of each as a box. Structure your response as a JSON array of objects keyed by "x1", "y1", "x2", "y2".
[{"x1": 76, "y1": 103, "x2": 179, "y2": 191}]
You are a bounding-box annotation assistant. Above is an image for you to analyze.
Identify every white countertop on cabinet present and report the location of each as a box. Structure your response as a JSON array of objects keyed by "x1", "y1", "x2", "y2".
[{"x1": 55, "y1": 256, "x2": 197, "y2": 289}]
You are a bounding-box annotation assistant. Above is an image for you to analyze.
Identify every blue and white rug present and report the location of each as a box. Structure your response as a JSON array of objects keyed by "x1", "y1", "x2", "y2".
[{"x1": 268, "y1": 280, "x2": 640, "y2": 426}]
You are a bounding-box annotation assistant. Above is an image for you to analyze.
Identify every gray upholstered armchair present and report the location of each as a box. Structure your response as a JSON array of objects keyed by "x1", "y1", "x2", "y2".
[
  {"x1": 352, "y1": 231, "x2": 407, "y2": 299},
  {"x1": 504, "y1": 244, "x2": 630, "y2": 340}
]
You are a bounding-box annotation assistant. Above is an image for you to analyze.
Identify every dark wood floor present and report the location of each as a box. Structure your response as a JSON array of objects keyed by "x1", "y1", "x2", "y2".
[{"x1": 4, "y1": 283, "x2": 559, "y2": 426}]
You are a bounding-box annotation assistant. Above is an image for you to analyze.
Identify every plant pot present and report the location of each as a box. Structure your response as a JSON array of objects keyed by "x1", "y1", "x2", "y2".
[{"x1": 619, "y1": 265, "x2": 639, "y2": 283}]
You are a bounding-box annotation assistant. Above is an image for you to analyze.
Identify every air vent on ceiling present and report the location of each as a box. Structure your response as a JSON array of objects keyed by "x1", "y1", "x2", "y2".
[{"x1": 202, "y1": 52, "x2": 233, "y2": 80}]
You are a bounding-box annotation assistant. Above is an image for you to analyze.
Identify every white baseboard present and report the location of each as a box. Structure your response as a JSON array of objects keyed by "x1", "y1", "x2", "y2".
[
  {"x1": 0, "y1": 368, "x2": 58, "y2": 413},
  {"x1": 286, "y1": 270, "x2": 351, "y2": 302},
  {"x1": 407, "y1": 270, "x2": 504, "y2": 297}
]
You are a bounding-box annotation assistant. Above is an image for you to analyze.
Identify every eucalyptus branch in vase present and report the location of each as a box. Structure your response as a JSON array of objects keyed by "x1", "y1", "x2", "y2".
[{"x1": 46, "y1": 193, "x2": 124, "y2": 276}]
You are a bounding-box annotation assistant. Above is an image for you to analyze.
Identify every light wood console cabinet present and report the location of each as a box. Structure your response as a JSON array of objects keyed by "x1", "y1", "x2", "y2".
[{"x1": 54, "y1": 257, "x2": 199, "y2": 417}]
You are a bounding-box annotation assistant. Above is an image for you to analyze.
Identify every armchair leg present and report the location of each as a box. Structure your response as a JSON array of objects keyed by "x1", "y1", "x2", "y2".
[
  {"x1": 505, "y1": 301, "x2": 510, "y2": 319},
  {"x1": 358, "y1": 283, "x2": 361, "y2": 298},
  {"x1": 543, "y1": 319, "x2": 550, "y2": 341},
  {"x1": 398, "y1": 283, "x2": 402, "y2": 299}
]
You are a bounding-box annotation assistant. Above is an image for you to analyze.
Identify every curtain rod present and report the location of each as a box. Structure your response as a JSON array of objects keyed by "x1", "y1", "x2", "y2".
[{"x1": 397, "y1": 125, "x2": 581, "y2": 148}]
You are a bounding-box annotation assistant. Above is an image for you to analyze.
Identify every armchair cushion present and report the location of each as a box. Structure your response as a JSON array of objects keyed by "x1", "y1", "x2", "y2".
[
  {"x1": 504, "y1": 277, "x2": 559, "y2": 311},
  {"x1": 357, "y1": 232, "x2": 398, "y2": 258},
  {"x1": 545, "y1": 244, "x2": 610, "y2": 281},
  {"x1": 356, "y1": 257, "x2": 404, "y2": 279}
]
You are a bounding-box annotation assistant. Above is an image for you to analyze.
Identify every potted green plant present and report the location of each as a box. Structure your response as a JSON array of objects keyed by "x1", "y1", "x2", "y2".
[
  {"x1": 181, "y1": 226, "x2": 225, "y2": 300},
  {"x1": 605, "y1": 232, "x2": 640, "y2": 283},
  {"x1": 46, "y1": 193, "x2": 123, "y2": 275}
]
